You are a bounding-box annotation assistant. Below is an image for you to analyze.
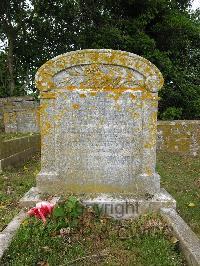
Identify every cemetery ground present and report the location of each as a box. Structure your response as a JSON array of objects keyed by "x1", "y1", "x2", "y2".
[
  {"x1": 0, "y1": 154, "x2": 39, "y2": 231},
  {"x1": 0, "y1": 153, "x2": 199, "y2": 265},
  {"x1": 0, "y1": 152, "x2": 200, "y2": 265}
]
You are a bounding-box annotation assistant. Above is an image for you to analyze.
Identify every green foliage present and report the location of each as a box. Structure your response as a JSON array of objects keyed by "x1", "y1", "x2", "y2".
[
  {"x1": 0, "y1": 52, "x2": 9, "y2": 97},
  {"x1": 52, "y1": 196, "x2": 84, "y2": 229},
  {"x1": 52, "y1": 205, "x2": 65, "y2": 218},
  {"x1": 0, "y1": 0, "x2": 199, "y2": 119},
  {"x1": 1, "y1": 210, "x2": 185, "y2": 265},
  {"x1": 160, "y1": 107, "x2": 182, "y2": 120}
]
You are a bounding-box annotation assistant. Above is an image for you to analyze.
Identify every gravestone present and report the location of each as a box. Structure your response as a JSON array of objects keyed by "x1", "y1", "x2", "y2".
[
  {"x1": 0, "y1": 97, "x2": 39, "y2": 133},
  {"x1": 34, "y1": 49, "x2": 175, "y2": 217}
]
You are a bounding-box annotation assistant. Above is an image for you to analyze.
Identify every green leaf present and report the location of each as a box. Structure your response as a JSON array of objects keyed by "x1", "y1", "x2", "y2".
[
  {"x1": 57, "y1": 219, "x2": 68, "y2": 229},
  {"x1": 53, "y1": 206, "x2": 65, "y2": 217},
  {"x1": 69, "y1": 219, "x2": 78, "y2": 228},
  {"x1": 68, "y1": 196, "x2": 78, "y2": 204},
  {"x1": 65, "y1": 196, "x2": 78, "y2": 211}
]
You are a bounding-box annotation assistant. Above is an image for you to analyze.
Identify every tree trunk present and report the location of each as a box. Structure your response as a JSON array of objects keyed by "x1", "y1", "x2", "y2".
[{"x1": 7, "y1": 35, "x2": 15, "y2": 96}]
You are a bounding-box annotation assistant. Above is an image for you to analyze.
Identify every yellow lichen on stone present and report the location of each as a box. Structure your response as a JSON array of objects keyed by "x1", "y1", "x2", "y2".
[
  {"x1": 90, "y1": 92, "x2": 98, "y2": 96},
  {"x1": 144, "y1": 142, "x2": 154, "y2": 149},
  {"x1": 41, "y1": 121, "x2": 51, "y2": 137},
  {"x1": 115, "y1": 103, "x2": 122, "y2": 112},
  {"x1": 72, "y1": 103, "x2": 80, "y2": 110},
  {"x1": 141, "y1": 92, "x2": 157, "y2": 100},
  {"x1": 38, "y1": 102, "x2": 48, "y2": 116},
  {"x1": 129, "y1": 94, "x2": 136, "y2": 100},
  {"x1": 35, "y1": 49, "x2": 166, "y2": 195},
  {"x1": 35, "y1": 49, "x2": 164, "y2": 93},
  {"x1": 131, "y1": 112, "x2": 140, "y2": 119},
  {"x1": 64, "y1": 85, "x2": 76, "y2": 91},
  {"x1": 40, "y1": 92, "x2": 56, "y2": 99},
  {"x1": 79, "y1": 93, "x2": 87, "y2": 98},
  {"x1": 145, "y1": 167, "x2": 153, "y2": 176}
]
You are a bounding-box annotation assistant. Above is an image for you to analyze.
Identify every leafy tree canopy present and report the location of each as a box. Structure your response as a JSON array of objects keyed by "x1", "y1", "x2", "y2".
[{"x1": 0, "y1": 0, "x2": 199, "y2": 119}]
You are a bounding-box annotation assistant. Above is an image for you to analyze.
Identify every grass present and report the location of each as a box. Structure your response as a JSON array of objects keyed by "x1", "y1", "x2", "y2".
[
  {"x1": 157, "y1": 152, "x2": 200, "y2": 237},
  {"x1": 1, "y1": 201, "x2": 186, "y2": 266},
  {"x1": 0, "y1": 154, "x2": 40, "y2": 231},
  {"x1": 0, "y1": 151, "x2": 199, "y2": 265},
  {"x1": 0, "y1": 132, "x2": 37, "y2": 141}
]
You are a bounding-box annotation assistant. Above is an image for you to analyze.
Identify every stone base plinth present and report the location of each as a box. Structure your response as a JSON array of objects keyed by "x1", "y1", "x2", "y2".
[
  {"x1": 19, "y1": 187, "x2": 43, "y2": 207},
  {"x1": 20, "y1": 187, "x2": 175, "y2": 219},
  {"x1": 36, "y1": 172, "x2": 161, "y2": 197},
  {"x1": 80, "y1": 188, "x2": 175, "y2": 219}
]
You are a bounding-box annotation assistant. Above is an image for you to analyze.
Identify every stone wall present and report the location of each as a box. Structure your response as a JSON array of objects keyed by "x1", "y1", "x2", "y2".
[
  {"x1": 0, "y1": 98, "x2": 7, "y2": 132},
  {"x1": 0, "y1": 99, "x2": 199, "y2": 157},
  {"x1": 157, "y1": 120, "x2": 200, "y2": 156},
  {"x1": 0, "y1": 97, "x2": 40, "y2": 133},
  {"x1": 0, "y1": 134, "x2": 40, "y2": 171}
]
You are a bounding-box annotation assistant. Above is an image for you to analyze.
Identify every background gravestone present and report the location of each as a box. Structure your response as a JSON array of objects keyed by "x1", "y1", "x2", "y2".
[
  {"x1": 0, "y1": 97, "x2": 40, "y2": 133},
  {"x1": 35, "y1": 49, "x2": 164, "y2": 196}
]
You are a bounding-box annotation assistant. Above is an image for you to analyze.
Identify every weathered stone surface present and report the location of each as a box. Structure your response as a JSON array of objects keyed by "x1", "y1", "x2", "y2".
[
  {"x1": 0, "y1": 96, "x2": 40, "y2": 133},
  {"x1": 81, "y1": 188, "x2": 176, "y2": 219},
  {"x1": 3, "y1": 119, "x2": 199, "y2": 157},
  {"x1": 20, "y1": 187, "x2": 175, "y2": 219},
  {"x1": 157, "y1": 120, "x2": 200, "y2": 156},
  {"x1": 19, "y1": 187, "x2": 60, "y2": 207},
  {"x1": 35, "y1": 49, "x2": 164, "y2": 196},
  {"x1": 0, "y1": 134, "x2": 40, "y2": 172},
  {"x1": 19, "y1": 187, "x2": 44, "y2": 207},
  {"x1": 161, "y1": 208, "x2": 200, "y2": 266}
]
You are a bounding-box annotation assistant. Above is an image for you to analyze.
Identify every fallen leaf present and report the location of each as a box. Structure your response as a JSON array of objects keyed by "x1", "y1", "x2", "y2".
[
  {"x1": 42, "y1": 246, "x2": 51, "y2": 251},
  {"x1": 188, "y1": 202, "x2": 195, "y2": 207},
  {"x1": 22, "y1": 220, "x2": 29, "y2": 226},
  {"x1": 171, "y1": 236, "x2": 179, "y2": 244},
  {"x1": 37, "y1": 261, "x2": 49, "y2": 266}
]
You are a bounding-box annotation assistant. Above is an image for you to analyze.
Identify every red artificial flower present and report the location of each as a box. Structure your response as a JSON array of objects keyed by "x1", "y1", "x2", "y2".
[{"x1": 27, "y1": 201, "x2": 54, "y2": 223}]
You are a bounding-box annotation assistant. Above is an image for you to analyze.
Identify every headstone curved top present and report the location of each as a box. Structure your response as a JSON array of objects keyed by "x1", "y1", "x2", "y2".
[
  {"x1": 36, "y1": 49, "x2": 163, "y2": 93},
  {"x1": 35, "y1": 49, "x2": 164, "y2": 196}
]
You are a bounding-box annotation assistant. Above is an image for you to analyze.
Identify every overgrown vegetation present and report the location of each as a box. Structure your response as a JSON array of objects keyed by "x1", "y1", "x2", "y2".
[
  {"x1": 0, "y1": 0, "x2": 199, "y2": 119},
  {"x1": 1, "y1": 198, "x2": 185, "y2": 266}
]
